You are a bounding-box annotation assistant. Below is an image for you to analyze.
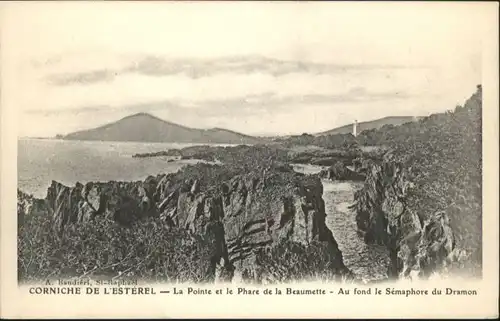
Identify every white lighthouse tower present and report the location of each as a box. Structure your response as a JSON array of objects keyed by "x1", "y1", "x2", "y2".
[{"x1": 352, "y1": 120, "x2": 358, "y2": 137}]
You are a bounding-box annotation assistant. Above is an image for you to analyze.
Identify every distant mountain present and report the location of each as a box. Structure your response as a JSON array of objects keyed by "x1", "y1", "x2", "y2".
[
  {"x1": 316, "y1": 116, "x2": 423, "y2": 136},
  {"x1": 60, "y1": 113, "x2": 263, "y2": 144}
]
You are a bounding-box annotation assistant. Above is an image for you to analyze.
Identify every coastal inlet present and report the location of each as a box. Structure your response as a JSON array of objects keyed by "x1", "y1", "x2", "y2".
[
  {"x1": 292, "y1": 164, "x2": 390, "y2": 282},
  {"x1": 323, "y1": 180, "x2": 390, "y2": 282}
]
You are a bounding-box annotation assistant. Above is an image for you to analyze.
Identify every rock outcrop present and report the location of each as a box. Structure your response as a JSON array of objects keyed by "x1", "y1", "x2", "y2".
[
  {"x1": 352, "y1": 157, "x2": 375, "y2": 175},
  {"x1": 352, "y1": 86, "x2": 482, "y2": 280},
  {"x1": 17, "y1": 190, "x2": 48, "y2": 227},
  {"x1": 288, "y1": 151, "x2": 358, "y2": 167},
  {"x1": 18, "y1": 163, "x2": 350, "y2": 283},
  {"x1": 43, "y1": 179, "x2": 158, "y2": 236},
  {"x1": 153, "y1": 164, "x2": 350, "y2": 281},
  {"x1": 319, "y1": 161, "x2": 365, "y2": 181},
  {"x1": 352, "y1": 156, "x2": 476, "y2": 279}
]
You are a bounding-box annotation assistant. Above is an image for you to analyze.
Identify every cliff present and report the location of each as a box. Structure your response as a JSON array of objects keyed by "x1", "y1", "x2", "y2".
[
  {"x1": 18, "y1": 162, "x2": 351, "y2": 283},
  {"x1": 351, "y1": 86, "x2": 482, "y2": 279}
]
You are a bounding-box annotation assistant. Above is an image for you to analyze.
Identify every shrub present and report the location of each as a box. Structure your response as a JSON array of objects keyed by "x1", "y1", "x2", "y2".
[
  {"x1": 255, "y1": 241, "x2": 349, "y2": 283},
  {"x1": 18, "y1": 214, "x2": 215, "y2": 283}
]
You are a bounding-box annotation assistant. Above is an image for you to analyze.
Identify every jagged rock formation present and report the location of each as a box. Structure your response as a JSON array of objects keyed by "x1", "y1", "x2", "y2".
[
  {"x1": 352, "y1": 157, "x2": 375, "y2": 175},
  {"x1": 17, "y1": 190, "x2": 47, "y2": 227},
  {"x1": 353, "y1": 158, "x2": 471, "y2": 279},
  {"x1": 43, "y1": 179, "x2": 157, "y2": 236},
  {"x1": 319, "y1": 161, "x2": 365, "y2": 181},
  {"x1": 18, "y1": 162, "x2": 350, "y2": 283},
  {"x1": 352, "y1": 86, "x2": 482, "y2": 279}
]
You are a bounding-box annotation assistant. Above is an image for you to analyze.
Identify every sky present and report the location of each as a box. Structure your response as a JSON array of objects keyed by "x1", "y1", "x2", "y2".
[{"x1": 1, "y1": 2, "x2": 493, "y2": 137}]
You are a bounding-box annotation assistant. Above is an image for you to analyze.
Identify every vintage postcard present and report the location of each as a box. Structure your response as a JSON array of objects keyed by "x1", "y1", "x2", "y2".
[{"x1": 1, "y1": 1, "x2": 498, "y2": 319}]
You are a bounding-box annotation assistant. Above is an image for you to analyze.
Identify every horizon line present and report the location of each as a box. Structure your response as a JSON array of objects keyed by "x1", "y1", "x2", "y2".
[{"x1": 19, "y1": 111, "x2": 428, "y2": 140}]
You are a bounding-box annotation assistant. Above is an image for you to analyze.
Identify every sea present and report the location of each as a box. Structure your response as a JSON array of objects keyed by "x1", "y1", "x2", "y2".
[
  {"x1": 18, "y1": 138, "x2": 390, "y2": 281},
  {"x1": 18, "y1": 138, "x2": 227, "y2": 198}
]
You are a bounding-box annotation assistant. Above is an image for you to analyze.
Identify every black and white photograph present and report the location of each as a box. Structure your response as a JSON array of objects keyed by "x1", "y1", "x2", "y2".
[{"x1": 1, "y1": 1, "x2": 498, "y2": 319}]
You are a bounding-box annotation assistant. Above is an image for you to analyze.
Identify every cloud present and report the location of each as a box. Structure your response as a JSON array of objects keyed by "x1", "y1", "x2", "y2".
[
  {"x1": 45, "y1": 69, "x2": 116, "y2": 86},
  {"x1": 125, "y1": 55, "x2": 418, "y2": 77},
  {"x1": 25, "y1": 88, "x2": 412, "y2": 119},
  {"x1": 43, "y1": 54, "x2": 427, "y2": 86}
]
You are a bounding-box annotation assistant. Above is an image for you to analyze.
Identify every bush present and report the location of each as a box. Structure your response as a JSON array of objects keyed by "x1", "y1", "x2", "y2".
[
  {"x1": 18, "y1": 214, "x2": 215, "y2": 283},
  {"x1": 255, "y1": 241, "x2": 349, "y2": 283}
]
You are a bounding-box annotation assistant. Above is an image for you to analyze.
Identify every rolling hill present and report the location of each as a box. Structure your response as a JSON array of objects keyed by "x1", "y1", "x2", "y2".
[
  {"x1": 59, "y1": 113, "x2": 263, "y2": 144},
  {"x1": 316, "y1": 116, "x2": 423, "y2": 136}
]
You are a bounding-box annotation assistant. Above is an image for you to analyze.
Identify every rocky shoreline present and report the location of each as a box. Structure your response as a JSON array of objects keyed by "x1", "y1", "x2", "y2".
[
  {"x1": 18, "y1": 160, "x2": 353, "y2": 283},
  {"x1": 18, "y1": 86, "x2": 483, "y2": 283},
  {"x1": 131, "y1": 143, "x2": 377, "y2": 167}
]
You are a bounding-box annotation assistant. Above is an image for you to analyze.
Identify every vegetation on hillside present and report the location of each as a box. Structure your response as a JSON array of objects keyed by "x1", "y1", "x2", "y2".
[
  {"x1": 355, "y1": 85, "x2": 483, "y2": 274},
  {"x1": 18, "y1": 214, "x2": 215, "y2": 283},
  {"x1": 274, "y1": 132, "x2": 359, "y2": 150},
  {"x1": 256, "y1": 241, "x2": 351, "y2": 283},
  {"x1": 317, "y1": 116, "x2": 421, "y2": 136},
  {"x1": 398, "y1": 86, "x2": 482, "y2": 270},
  {"x1": 19, "y1": 209, "x2": 348, "y2": 282}
]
